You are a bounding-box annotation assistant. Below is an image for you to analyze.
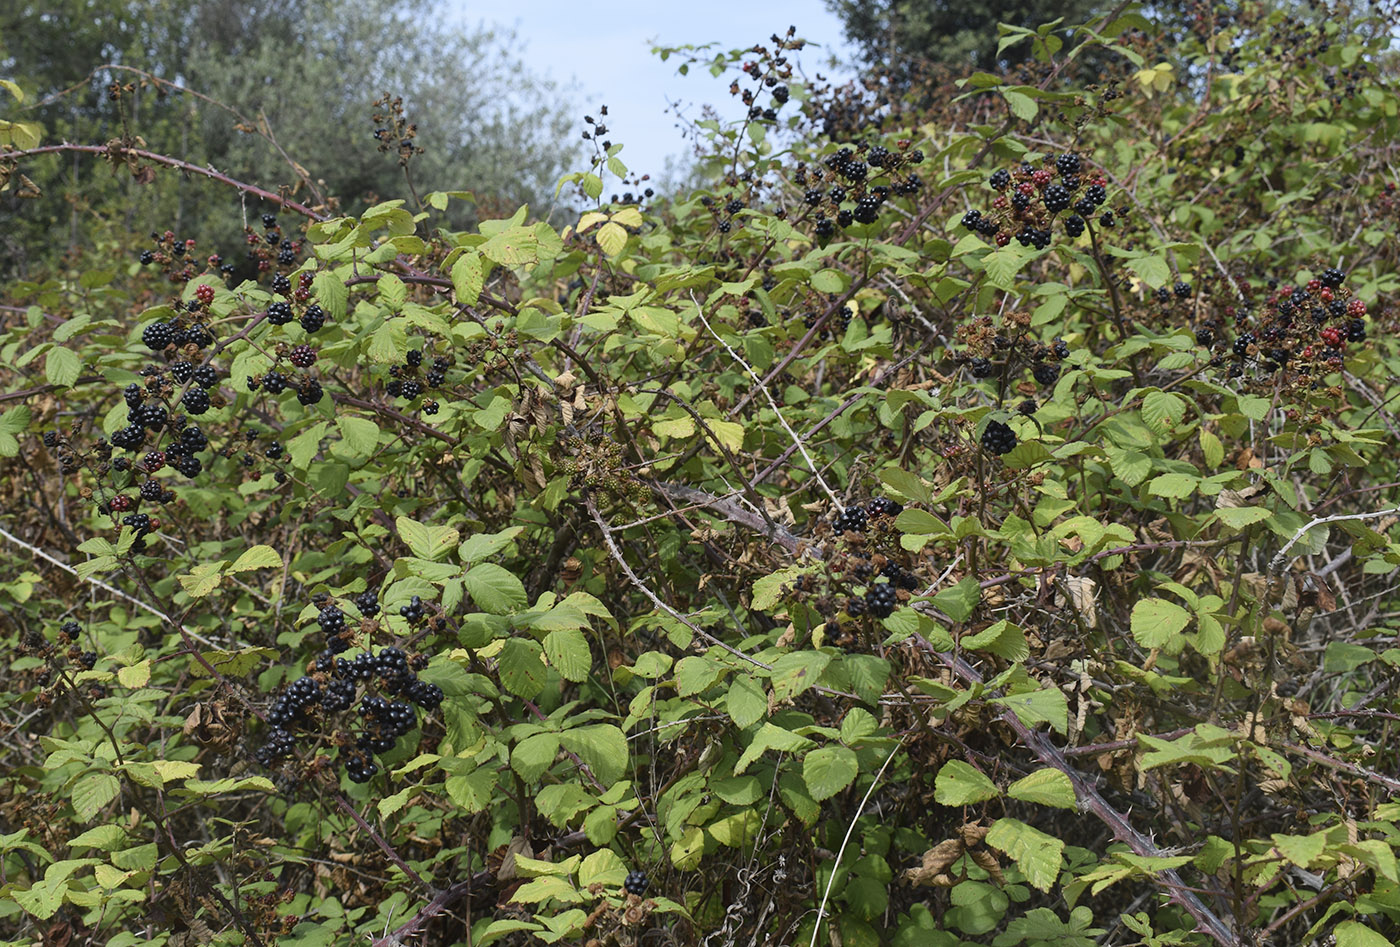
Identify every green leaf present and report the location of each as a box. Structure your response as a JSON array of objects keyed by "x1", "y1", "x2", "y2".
[
  {"x1": 1126, "y1": 253, "x2": 1170, "y2": 289},
  {"x1": 803, "y1": 746, "x2": 859, "y2": 801},
  {"x1": 445, "y1": 767, "x2": 498, "y2": 812},
  {"x1": 1131, "y1": 598, "x2": 1192, "y2": 650},
  {"x1": 71, "y1": 772, "x2": 120, "y2": 822},
  {"x1": 543, "y1": 628, "x2": 591, "y2": 682},
  {"x1": 1147, "y1": 473, "x2": 1197, "y2": 499},
  {"x1": 811, "y1": 268, "x2": 847, "y2": 293},
  {"x1": 177, "y1": 560, "x2": 227, "y2": 598},
  {"x1": 335, "y1": 416, "x2": 380, "y2": 459},
  {"x1": 459, "y1": 526, "x2": 524, "y2": 565},
  {"x1": 1006, "y1": 768, "x2": 1077, "y2": 809},
  {"x1": 451, "y1": 251, "x2": 483, "y2": 306},
  {"x1": 880, "y1": 468, "x2": 933, "y2": 505},
  {"x1": 498, "y1": 638, "x2": 547, "y2": 698},
  {"x1": 986, "y1": 817, "x2": 1063, "y2": 892},
  {"x1": 512, "y1": 731, "x2": 560, "y2": 781},
  {"x1": 464, "y1": 563, "x2": 526, "y2": 613},
  {"x1": 1003, "y1": 89, "x2": 1037, "y2": 121},
  {"x1": 396, "y1": 515, "x2": 460, "y2": 561},
  {"x1": 228, "y1": 544, "x2": 283, "y2": 573},
  {"x1": 934, "y1": 760, "x2": 999, "y2": 805},
  {"x1": 596, "y1": 221, "x2": 628, "y2": 257},
  {"x1": 724, "y1": 675, "x2": 767, "y2": 729},
  {"x1": 286, "y1": 421, "x2": 328, "y2": 469},
  {"x1": 1141, "y1": 391, "x2": 1188, "y2": 436},
  {"x1": 991, "y1": 687, "x2": 1069, "y2": 735},
  {"x1": 46, "y1": 346, "x2": 81, "y2": 387},
  {"x1": 1334, "y1": 921, "x2": 1393, "y2": 947},
  {"x1": 313, "y1": 269, "x2": 348, "y2": 320},
  {"x1": 560, "y1": 725, "x2": 628, "y2": 785},
  {"x1": 932, "y1": 577, "x2": 981, "y2": 623}
]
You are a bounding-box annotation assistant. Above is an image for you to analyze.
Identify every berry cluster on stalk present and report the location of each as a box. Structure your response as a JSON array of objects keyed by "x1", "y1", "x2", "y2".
[{"x1": 960, "y1": 154, "x2": 1111, "y2": 248}]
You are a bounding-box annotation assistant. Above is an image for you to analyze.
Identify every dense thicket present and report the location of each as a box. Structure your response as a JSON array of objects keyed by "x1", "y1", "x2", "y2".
[{"x1": 1, "y1": 3, "x2": 1399, "y2": 947}]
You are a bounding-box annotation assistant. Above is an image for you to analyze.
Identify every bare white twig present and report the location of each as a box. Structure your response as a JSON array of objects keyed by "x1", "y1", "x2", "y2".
[
  {"x1": 690, "y1": 292, "x2": 843, "y2": 510},
  {"x1": 1268, "y1": 504, "x2": 1400, "y2": 574},
  {"x1": 0, "y1": 524, "x2": 218, "y2": 647}
]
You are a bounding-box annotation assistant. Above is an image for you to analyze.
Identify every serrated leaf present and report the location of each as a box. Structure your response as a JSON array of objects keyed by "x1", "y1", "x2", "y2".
[
  {"x1": 445, "y1": 767, "x2": 497, "y2": 812},
  {"x1": 811, "y1": 268, "x2": 846, "y2": 293},
  {"x1": 1003, "y1": 89, "x2": 1038, "y2": 120},
  {"x1": 313, "y1": 270, "x2": 348, "y2": 319},
  {"x1": 177, "y1": 560, "x2": 226, "y2": 598},
  {"x1": 336, "y1": 416, "x2": 380, "y2": 459},
  {"x1": 498, "y1": 638, "x2": 547, "y2": 698},
  {"x1": 464, "y1": 563, "x2": 526, "y2": 613},
  {"x1": 117, "y1": 661, "x2": 150, "y2": 689},
  {"x1": 451, "y1": 251, "x2": 483, "y2": 306},
  {"x1": 46, "y1": 346, "x2": 81, "y2": 387},
  {"x1": 560, "y1": 725, "x2": 628, "y2": 785},
  {"x1": 1006, "y1": 768, "x2": 1077, "y2": 809},
  {"x1": 1147, "y1": 473, "x2": 1197, "y2": 499},
  {"x1": 458, "y1": 526, "x2": 524, "y2": 565},
  {"x1": 986, "y1": 817, "x2": 1064, "y2": 891},
  {"x1": 803, "y1": 746, "x2": 859, "y2": 801},
  {"x1": 71, "y1": 772, "x2": 120, "y2": 821},
  {"x1": 991, "y1": 687, "x2": 1069, "y2": 735},
  {"x1": 1141, "y1": 391, "x2": 1187, "y2": 435},
  {"x1": 934, "y1": 760, "x2": 999, "y2": 805},
  {"x1": 933, "y1": 577, "x2": 981, "y2": 623},
  {"x1": 595, "y1": 221, "x2": 628, "y2": 257},
  {"x1": 1335, "y1": 921, "x2": 1392, "y2": 947},
  {"x1": 511, "y1": 731, "x2": 560, "y2": 780},
  {"x1": 543, "y1": 628, "x2": 591, "y2": 682},
  {"x1": 228, "y1": 544, "x2": 282, "y2": 573},
  {"x1": 1127, "y1": 253, "x2": 1170, "y2": 289},
  {"x1": 396, "y1": 515, "x2": 459, "y2": 561},
  {"x1": 1131, "y1": 598, "x2": 1191, "y2": 650}
]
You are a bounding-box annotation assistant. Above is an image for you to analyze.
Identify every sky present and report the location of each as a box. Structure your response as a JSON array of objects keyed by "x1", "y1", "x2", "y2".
[{"x1": 446, "y1": 0, "x2": 858, "y2": 184}]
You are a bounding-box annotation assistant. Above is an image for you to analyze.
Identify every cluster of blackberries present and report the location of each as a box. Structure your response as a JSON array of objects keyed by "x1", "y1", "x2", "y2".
[
  {"x1": 866, "y1": 582, "x2": 898, "y2": 618},
  {"x1": 962, "y1": 154, "x2": 1111, "y2": 248},
  {"x1": 981, "y1": 420, "x2": 1018, "y2": 456},
  {"x1": 867, "y1": 496, "x2": 903, "y2": 519},
  {"x1": 400, "y1": 595, "x2": 426, "y2": 624},
  {"x1": 833, "y1": 506, "x2": 868, "y2": 535},
  {"x1": 385, "y1": 352, "x2": 451, "y2": 408},
  {"x1": 624, "y1": 870, "x2": 649, "y2": 896},
  {"x1": 354, "y1": 590, "x2": 380, "y2": 617},
  {"x1": 142, "y1": 319, "x2": 213, "y2": 353},
  {"x1": 881, "y1": 560, "x2": 919, "y2": 591},
  {"x1": 268, "y1": 675, "x2": 323, "y2": 727}
]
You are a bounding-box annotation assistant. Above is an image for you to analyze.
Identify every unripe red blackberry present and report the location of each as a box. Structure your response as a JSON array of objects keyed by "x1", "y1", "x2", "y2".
[{"x1": 290, "y1": 345, "x2": 317, "y2": 368}]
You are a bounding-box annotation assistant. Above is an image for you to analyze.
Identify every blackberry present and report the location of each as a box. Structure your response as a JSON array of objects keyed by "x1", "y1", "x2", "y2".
[
  {"x1": 267, "y1": 301, "x2": 294, "y2": 326},
  {"x1": 1063, "y1": 215, "x2": 1085, "y2": 238},
  {"x1": 1011, "y1": 192, "x2": 1031, "y2": 212},
  {"x1": 182, "y1": 388, "x2": 211, "y2": 415},
  {"x1": 136, "y1": 403, "x2": 168, "y2": 431},
  {"x1": 1195, "y1": 326, "x2": 1215, "y2": 346},
  {"x1": 122, "y1": 513, "x2": 151, "y2": 534},
  {"x1": 290, "y1": 345, "x2": 317, "y2": 368},
  {"x1": 142, "y1": 322, "x2": 174, "y2": 351},
  {"x1": 386, "y1": 380, "x2": 403, "y2": 398},
  {"x1": 271, "y1": 273, "x2": 291, "y2": 295},
  {"x1": 278, "y1": 247, "x2": 297, "y2": 265},
  {"x1": 833, "y1": 507, "x2": 869, "y2": 535},
  {"x1": 297, "y1": 380, "x2": 324, "y2": 406},
  {"x1": 1032, "y1": 362, "x2": 1059, "y2": 386},
  {"x1": 422, "y1": 400, "x2": 439, "y2": 415},
  {"x1": 1018, "y1": 398, "x2": 1038, "y2": 415},
  {"x1": 318, "y1": 605, "x2": 347, "y2": 634},
  {"x1": 1328, "y1": 299, "x2": 1346, "y2": 318},
  {"x1": 970, "y1": 357, "x2": 994, "y2": 378},
  {"x1": 1056, "y1": 153, "x2": 1081, "y2": 176},
  {"x1": 433, "y1": 356, "x2": 451, "y2": 371},
  {"x1": 262, "y1": 371, "x2": 288, "y2": 394},
  {"x1": 256, "y1": 728, "x2": 295, "y2": 766},
  {"x1": 143, "y1": 451, "x2": 166, "y2": 471},
  {"x1": 989, "y1": 168, "x2": 1011, "y2": 190},
  {"x1": 426, "y1": 370, "x2": 445, "y2": 387},
  {"x1": 981, "y1": 420, "x2": 1018, "y2": 455},
  {"x1": 976, "y1": 217, "x2": 998, "y2": 237},
  {"x1": 139, "y1": 250, "x2": 154, "y2": 265},
  {"x1": 1320, "y1": 267, "x2": 1345, "y2": 288},
  {"x1": 400, "y1": 595, "x2": 425, "y2": 624},
  {"x1": 323, "y1": 677, "x2": 356, "y2": 712},
  {"x1": 624, "y1": 870, "x2": 649, "y2": 896},
  {"x1": 1233, "y1": 333, "x2": 1255, "y2": 357},
  {"x1": 1346, "y1": 319, "x2": 1366, "y2": 342},
  {"x1": 828, "y1": 185, "x2": 847, "y2": 203},
  {"x1": 262, "y1": 213, "x2": 278, "y2": 229},
  {"x1": 406, "y1": 349, "x2": 423, "y2": 367},
  {"x1": 867, "y1": 145, "x2": 891, "y2": 168},
  {"x1": 960, "y1": 209, "x2": 983, "y2": 230},
  {"x1": 193, "y1": 364, "x2": 219, "y2": 389},
  {"x1": 122, "y1": 383, "x2": 144, "y2": 409},
  {"x1": 111, "y1": 425, "x2": 146, "y2": 451},
  {"x1": 1155, "y1": 287, "x2": 1171, "y2": 303},
  {"x1": 1052, "y1": 338, "x2": 1070, "y2": 359},
  {"x1": 400, "y1": 380, "x2": 422, "y2": 400},
  {"x1": 1098, "y1": 212, "x2": 1115, "y2": 228},
  {"x1": 814, "y1": 217, "x2": 834, "y2": 240},
  {"x1": 42, "y1": 431, "x2": 58, "y2": 448},
  {"x1": 840, "y1": 160, "x2": 867, "y2": 182},
  {"x1": 1174, "y1": 281, "x2": 1192, "y2": 299},
  {"x1": 1084, "y1": 184, "x2": 1107, "y2": 206},
  {"x1": 835, "y1": 209, "x2": 853, "y2": 228},
  {"x1": 169, "y1": 361, "x2": 194, "y2": 384},
  {"x1": 852, "y1": 196, "x2": 881, "y2": 224},
  {"x1": 175, "y1": 455, "x2": 202, "y2": 477},
  {"x1": 1042, "y1": 184, "x2": 1071, "y2": 213},
  {"x1": 300, "y1": 304, "x2": 326, "y2": 333},
  {"x1": 345, "y1": 754, "x2": 378, "y2": 783},
  {"x1": 139, "y1": 480, "x2": 167, "y2": 502},
  {"x1": 866, "y1": 497, "x2": 903, "y2": 519},
  {"x1": 866, "y1": 582, "x2": 898, "y2": 618},
  {"x1": 180, "y1": 425, "x2": 208, "y2": 452},
  {"x1": 1073, "y1": 197, "x2": 1097, "y2": 217},
  {"x1": 804, "y1": 187, "x2": 823, "y2": 205}
]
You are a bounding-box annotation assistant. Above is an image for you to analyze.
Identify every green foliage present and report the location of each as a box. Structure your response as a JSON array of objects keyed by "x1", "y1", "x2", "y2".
[{"x1": 2, "y1": 4, "x2": 1400, "y2": 947}]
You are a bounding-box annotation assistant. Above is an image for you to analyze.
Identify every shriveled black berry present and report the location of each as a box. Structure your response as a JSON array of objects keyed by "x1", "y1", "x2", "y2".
[
  {"x1": 1032, "y1": 362, "x2": 1059, "y2": 386},
  {"x1": 970, "y1": 357, "x2": 994, "y2": 378},
  {"x1": 297, "y1": 380, "x2": 324, "y2": 406}
]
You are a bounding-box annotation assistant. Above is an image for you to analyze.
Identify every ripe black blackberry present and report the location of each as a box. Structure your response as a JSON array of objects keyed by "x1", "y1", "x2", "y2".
[
  {"x1": 271, "y1": 273, "x2": 292, "y2": 295},
  {"x1": 301, "y1": 305, "x2": 326, "y2": 333},
  {"x1": 828, "y1": 185, "x2": 847, "y2": 203},
  {"x1": 175, "y1": 455, "x2": 202, "y2": 477},
  {"x1": 814, "y1": 217, "x2": 834, "y2": 240},
  {"x1": 624, "y1": 871, "x2": 649, "y2": 896},
  {"x1": 262, "y1": 372, "x2": 288, "y2": 394},
  {"x1": 1098, "y1": 212, "x2": 1115, "y2": 228},
  {"x1": 139, "y1": 250, "x2": 155, "y2": 265},
  {"x1": 981, "y1": 420, "x2": 1017, "y2": 455},
  {"x1": 1320, "y1": 267, "x2": 1345, "y2": 288},
  {"x1": 1195, "y1": 326, "x2": 1215, "y2": 346},
  {"x1": 318, "y1": 605, "x2": 347, "y2": 634},
  {"x1": 1233, "y1": 333, "x2": 1255, "y2": 357},
  {"x1": 833, "y1": 506, "x2": 868, "y2": 535},
  {"x1": 400, "y1": 380, "x2": 423, "y2": 401},
  {"x1": 835, "y1": 209, "x2": 853, "y2": 228},
  {"x1": 961, "y1": 209, "x2": 983, "y2": 230},
  {"x1": 122, "y1": 512, "x2": 152, "y2": 534},
  {"x1": 136, "y1": 403, "x2": 168, "y2": 431},
  {"x1": 142, "y1": 322, "x2": 174, "y2": 351},
  {"x1": 1056, "y1": 153, "x2": 1081, "y2": 176},
  {"x1": 406, "y1": 349, "x2": 423, "y2": 367},
  {"x1": 407, "y1": 679, "x2": 444, "y2": 710},
  {"x1": 267, "y1": 301, "x2": 294, "y2": 326},
  {"x1": 1017, "y1": 398, "x2": 1038, "y2": 415},
  {"x1": 111, "y1": 425, "x2": 145, "y2": 451},
  {"x1": 866, "y1": 582, "x2": 898, "y2": 618},
  {"x1": 422, "y1": 400, "x2": 440, "y2": 415},
  {"x1": 1032, "y1": 362, "x2": 1059, "y2": 386},
  {"x1": 1084, "y1": 184, "x2": 1107, "y2": 206},
  {"x1": 1174, "y1": 281, "x2": 1192, "y2": 299},
  {"x1": 866, "y1": 497, "x2": 903, "y2": 519},
  {"x1": 297, "y1": 380, "x2": 324, "y2": 405},
  {"x1": 262, "y1": 213, "x2": 278, "y2": 229},
  {"x1": 1345, "y1": 318, "x2": 1366, "y2": 342},
  {"x1": 323, "y1": 677, "x2": 356, "y2": 712},
  {"x1": 1063, "y1": 215, "x2": 1085, "y2": 238},
  {"x1": 182, "y1": 388, "x2": 211, "y2": 415},
  {"x1": 1042, "y1": 184, "x2": 1071, "y2": 213},
  {"x1": 853, "y1": 196, "x2": 881, "y2": 224},
  {"x1": 1011, "y1": 192, "x2": 1031, "y2": 212},
  {"x1": 426, "y1": 370, "x2": 445, "y2": 387},
  {"x1": 989, "y1": 168, "x2": 1011, "y2": 190},
  {"x1": 193, "y1": 365, "x2": 219, "y2": 389},
  {"x1": 345, "y1": 753, "x2": 378, "y2": 783},
  {"x1": 400, "y1": 595, "x2": 425, "y2": 624},
  {"x1": 290, "y1": 345, "x2": 317, "y2": 368},
  {"x1": 1052, "y1": 338, "x2": 1070, "y2": 359},
  {"x1": 803, "y1": 187, "x2": 823, "y2": 205},
  {"x1": 278, "y1": 247, "x2": 296, "y2": 265},
  {"x1": 256, "y1": 728, "x2": 296, "y2": 765},
  {"x1": 139, "y1": 480, "x2": 169, "y2": 503},
  {"x1": 169, "y1": 361, "x2": 194, "y2": 384}
]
